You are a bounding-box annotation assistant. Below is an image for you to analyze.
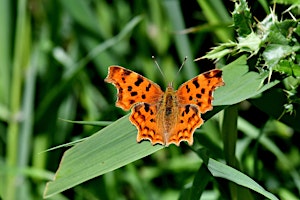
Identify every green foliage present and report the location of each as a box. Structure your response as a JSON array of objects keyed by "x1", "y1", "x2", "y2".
[
  {"x1": 203, "y1": 1, "x2": 300, "y2": 119},
  {"x1": 1, "y1": 0, "x2": 299, "y2": 200},
  {"x1": 232, "y1": 0, "x2": 253, "y2": 36}
]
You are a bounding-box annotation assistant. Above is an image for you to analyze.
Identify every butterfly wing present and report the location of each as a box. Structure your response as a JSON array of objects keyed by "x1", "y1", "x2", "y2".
[
  {"x1": 105, "y1": 66, "x2": 164, "y2": 111},
  {"x1": 176, "y1": 69, "x2": 224, "y2": 113}
]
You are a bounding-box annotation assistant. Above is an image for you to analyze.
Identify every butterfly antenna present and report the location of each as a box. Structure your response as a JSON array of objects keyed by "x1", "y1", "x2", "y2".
[
  {"x1": 175, "y1": 56, "x2": 187, "y2": 78},
  {"x1": 152, "y1": 56, "x2": 166, "y2": 80}
]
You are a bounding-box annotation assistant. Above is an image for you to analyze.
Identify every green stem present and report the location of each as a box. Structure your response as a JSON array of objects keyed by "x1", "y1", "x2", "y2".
[
  {"x1": 0, "y1": 0, "x2": 11, "y2": 105},
  {"x1": 222, "y1": 105, "x2": 254, "y2": 200},
  {"x1": 222, "y1": 105, "x2": 238, "y2": 167},
  {"x1": 163, "y1": 0, "x2": 197, "y2": 78},
  {"x1": 6, "y1": 0, "x2": 28, "y2": 199},
  {"x1": 197, "y1": 0, "x2": 233, "y2": 42},
  {"x1": 222, "y1": 105, "x2": 238, "y2": 200}
]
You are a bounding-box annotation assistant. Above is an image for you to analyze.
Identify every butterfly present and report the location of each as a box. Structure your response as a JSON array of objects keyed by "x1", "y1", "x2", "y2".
[{"x1": 105, "y1": 65, "x2": 224, "y2": 146}]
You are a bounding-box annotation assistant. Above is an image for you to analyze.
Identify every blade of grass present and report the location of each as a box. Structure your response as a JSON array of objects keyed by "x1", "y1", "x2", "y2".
[
  {"x1": 221, "y1": 104, "x2": 254, "y2": 200},
  {"x1": 197, "y1": 0, "x2": 233, "y2": 42},
  {"x1": 43, "y1": 115, "x2": 163, "y2": 198},
  {"x1": 60, "y1": 0, "x2": 100, "y2": 35},
  {"x1": 197, "y1": 149, "x2": 279, "y2": 200},
  {"x1": 59, "y1": 119, "x2": 112, "y2": 127},
  {"x1": 16, "y1": 39, "x2": 38, "y2": 200},
  {"x1": 163, "y1": 0, "x2": 197, "y2": 78},
  {"x1": 222, "y1": 105, "x2": 238, "y2": 167},
  {"x1": 222, "y1": 105, "x2": 239, "y2": 200},
  {"x1": 186, "y1": 164, "x2": 211, "y2": 200},
  {"x1": 0, "y1": 0, "x2": 11, "y2": 196},
  {"x1": 6, "y1": 0, "x2": 30, "y2": 199},
  {"x1": 206, "y1": 158, "x2": 279, "y2": 200},
  {"x1": 0, "y1": 0, "x2": 11, "y2": 105}
]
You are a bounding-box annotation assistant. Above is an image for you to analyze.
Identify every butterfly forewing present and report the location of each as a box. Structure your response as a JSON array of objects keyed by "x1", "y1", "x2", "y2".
[
  {"x1": 105, "y1": 66, "x2": 164, "y2": 111},
  {"x1": 176, "y1": 69, "x2": 224, "y2": 113}
]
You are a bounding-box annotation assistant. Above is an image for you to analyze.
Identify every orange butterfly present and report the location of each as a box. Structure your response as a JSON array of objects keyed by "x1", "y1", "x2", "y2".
[{"x1": 105, "y1": 66, "x2": 224, "y2": 146}]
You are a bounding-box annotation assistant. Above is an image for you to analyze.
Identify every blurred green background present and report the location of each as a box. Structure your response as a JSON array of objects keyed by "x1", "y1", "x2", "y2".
[{"x1": 1, "y1": 0, "x2": 299, "y2": 199}]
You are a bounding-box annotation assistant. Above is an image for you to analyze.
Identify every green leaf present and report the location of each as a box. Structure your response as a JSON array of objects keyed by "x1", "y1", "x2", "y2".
[
  {"x1": 232, "y1": 0, "x2": 253, "y2": 36},
  {"x1": 212, "y1": 56, "x2": 279, "y2": 106},
  {"x1": 60, "y1": 0, "x2": 101, "y2": 34},
  {"x1": 185, "y1": 164, "x2": 211, "y2": 200},
  {"x1": 275, "y1": 0, "x2": 300, "y2": 4},
  {"x1": 200, "y1": 42, "x2": 235, "y2": 60},
  {"x1": 44, "y1": 115, "x2": 164, "y2": 198},
  {"x1": 266, "y1": 20, "x2": 298, "y2": 45},
  {"x1": 236, "y1": 32, "x2": 261, "y2": 55},
  {"x1": 274, "y1": 59, "x2": 300, "y2": 77},
  {"x1": 262, "y1": 44, "x2": 300, "y2": 68},
  {"x1": 202, "y1": 32, "x2": 262, "y2": 60},
  {"x1": 206, "y1": 158, "x2": 279, "y2": 200}
]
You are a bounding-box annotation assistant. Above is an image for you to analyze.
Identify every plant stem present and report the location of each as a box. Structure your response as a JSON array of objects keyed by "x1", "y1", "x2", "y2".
[
  {"x1": 222, "y1": 105, "x2": 238, "y2": 200},
  {"x1": 6, "y1": 0, "x2": 28, "y2": 199}
]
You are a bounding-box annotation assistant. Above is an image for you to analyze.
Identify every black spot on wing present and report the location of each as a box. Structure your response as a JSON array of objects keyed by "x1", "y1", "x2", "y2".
[
  {"x1": 146, "y1": 83, "x2": 152, "y2": 91},
  {"x1": 131, "y1": 91, "x2": 138, "y2": 96},
  {"x1": 150, "y1": 110, "x2": 154, "y2": 115},
  {"x1": 144, "y1": 104, "x2": 150, "y2": 112},
  {"x1": 185, "y1": 85, "x2": 190, "y2": 93},
  {"x1": 123, "y1": 70, "x2": 131, "y2": 76},
  {"x1": 201, "y1": 88, "x2": 205, "y2": 94},
  {"x1": 181, "y1": 105, "x2": 191, "y2": 117},
  {"x1": 143, "y1": 104, "x2": 154, "y2": 115},
  {"x1": 135, "y1": 77, "x2": 143, "y2": 86},
  {"x1": 192, "y1": 79, "x2": 200, "y2": 88},
  {"x1": 184, "y1": 105, "x2": 190, "y2": 114}
]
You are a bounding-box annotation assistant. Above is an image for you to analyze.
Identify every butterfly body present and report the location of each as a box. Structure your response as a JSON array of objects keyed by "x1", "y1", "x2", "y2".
[
  {"x1": 105, "y1": 66, "x2": 224, "y2": 146},
  {"x1": 157, "y1": 86, "x2": 180, "y2": 144}
]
